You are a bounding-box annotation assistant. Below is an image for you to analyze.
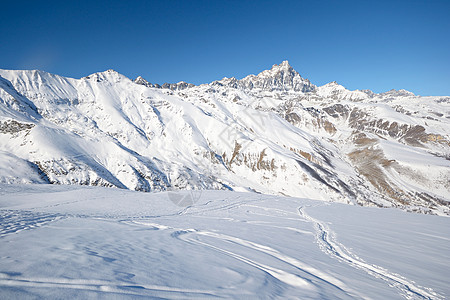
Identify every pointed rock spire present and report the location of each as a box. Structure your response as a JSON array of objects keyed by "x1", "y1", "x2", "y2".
[
  {"x1": 134, "y1": 76, "x2": 161, "y2": 88},
  {"x1": 236, "y1": 61, "x2": 316, "y2": 92},
  {"x1": 272, "y1": 60, "x2": 293, "y2": 71}
]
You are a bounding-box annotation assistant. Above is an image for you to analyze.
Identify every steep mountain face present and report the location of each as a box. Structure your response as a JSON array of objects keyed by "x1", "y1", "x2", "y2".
[
  {"x1": 0, "y1": 62, "x2": 449, "y2": 215},
  {"x1": 211, "y1": 60, "x2": 315, "y2": 92}
]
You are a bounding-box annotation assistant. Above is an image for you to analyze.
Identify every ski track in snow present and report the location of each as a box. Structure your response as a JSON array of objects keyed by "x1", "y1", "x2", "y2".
[
  {"x1": 174, "y1": 230, "x2": 367, "y2": 299},
  {"x1": 0, "y1": 272, "x2": 219, "y2": 299},
  {"x1": 122, "y1": 198, "x2": 366, "y2": 299},
  {"x1": 298, "y1": 205, "x2": 443, "y2": 300},
  {"x1": 0, "y1": 210, "x2": 65, "y2": 237},
  {"x1": 126, "y1": 220, "x2": 365, "y2": 299},
  {"x1": 0, "y1": 192, "x2": 447, "y2": 299}
]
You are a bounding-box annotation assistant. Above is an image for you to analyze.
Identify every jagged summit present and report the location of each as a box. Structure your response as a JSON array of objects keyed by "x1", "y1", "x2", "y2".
[
  {"x1": 257, "y1": 61, "x2": 298, "y2": 79},
  {"x1": 134, "y1": 76, "x2": 194, "y2": 91},
  {"x1": 160, "y1": 81, "x2": 195, "y2": 91},
  {"x1": 132, "y1": 61, "x2": 414, "y2": 98},
  {"x1": 134, "y1": 61, "x2": 311, "y2": 92},
  {"x1": 134, "y1": 76, "x2": 161, "y2": 88},
  {"x1": 240, "y1": 61, "x2": 315, "y2": 92},
  {"x1": 213, "y1": 61, "x2": 316, "y2": 93},
  {"x1": 134, "y1": 75, "x2": 147, "y2": 84},
  {"x1": 380, "y1": 89, "x2": 415, "y2": 97},
  {"x1": 271, "y1": 60, "x2": 294, "y2": 72}
]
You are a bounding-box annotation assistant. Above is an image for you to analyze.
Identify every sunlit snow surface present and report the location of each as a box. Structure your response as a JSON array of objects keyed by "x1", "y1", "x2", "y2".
[{"x1": 0, "y1": 185, "x2": 448, "y2": 299}]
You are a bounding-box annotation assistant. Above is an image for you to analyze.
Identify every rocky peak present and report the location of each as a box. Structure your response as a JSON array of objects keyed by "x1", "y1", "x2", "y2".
[
  {"x1": 236, "y1": 61, "x2": 316, "y2": 93},
  {"x1": 161, "y1": 81, "x2": 195, "y2": 91},
  {"x1": 271, "y1": 60, "x2": 294, "y2": 72},
  {"x1": 211, "y1": 77, "x2": 239, "y2": 88},
  {"x1": 134, "y1": 76, "x2": 161, "y2": 88},
  {"x1": 258, "y1": 60, "x2": 297, "y2": 80},
  {"x1": 134, "y1": 76, "x2": 149, "y2": 85},
  {"x1": 380, "y1": 89, "x2": 415, "y2": 98},
  {"x1": 358, "y1": 89, "x2": 376, "y2": 97},
  {"x1": 134, "y1": 76, "x2": 145, "y2": 81},
  {"x1": 134, "y1": 76, "x2": 194, "y2": 90}
]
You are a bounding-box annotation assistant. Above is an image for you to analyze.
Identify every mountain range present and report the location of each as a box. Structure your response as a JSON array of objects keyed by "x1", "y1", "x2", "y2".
[{"x1": 0, "y1": 61, "x2": 449, "y2": 215}]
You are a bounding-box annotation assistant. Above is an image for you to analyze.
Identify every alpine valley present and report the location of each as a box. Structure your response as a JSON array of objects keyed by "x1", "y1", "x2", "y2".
[{"x1": 0, "y1": 61, "x2": 449, "y2": 215}]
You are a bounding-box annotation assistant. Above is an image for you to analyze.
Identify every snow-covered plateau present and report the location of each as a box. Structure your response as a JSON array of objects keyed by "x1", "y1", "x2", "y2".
[{"x1": 0, "y1": 185, "x2": 449, "y2": 299}]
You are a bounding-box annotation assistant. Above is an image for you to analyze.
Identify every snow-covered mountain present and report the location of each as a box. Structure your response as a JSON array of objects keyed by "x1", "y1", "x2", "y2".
[
  {"x1": 0, "y1": 61, "x2": 449, "y2": 215},
  {"x1": 211, "y1": 60, "x2": 316, "y2": 92}
]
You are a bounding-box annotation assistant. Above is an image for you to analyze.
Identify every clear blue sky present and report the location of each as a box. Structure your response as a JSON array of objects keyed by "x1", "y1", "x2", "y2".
[{"x1": 1, "y1": 0, "x2": 449, "y2": 95}]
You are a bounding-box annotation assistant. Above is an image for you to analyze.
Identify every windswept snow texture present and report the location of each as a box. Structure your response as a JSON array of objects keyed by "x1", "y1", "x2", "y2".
[{"x1": 0, "y1": 185, "x2": 449, "y2": 299}]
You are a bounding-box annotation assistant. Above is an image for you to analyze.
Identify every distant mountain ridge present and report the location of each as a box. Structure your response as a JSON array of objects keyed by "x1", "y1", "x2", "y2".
[
  {"x1": 0, "y1": 62, "x2": 449, "y2": 215},
  {"x1": 133, "y1": 61, "x2": 416, "y2": 98}
]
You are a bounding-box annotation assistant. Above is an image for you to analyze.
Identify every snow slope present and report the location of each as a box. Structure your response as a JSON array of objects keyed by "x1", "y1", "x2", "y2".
[
  {"x1": 0, "y1": 62, "x2": 449, "y2": 214},
  {"x1": 0, "y1": 185, "x2": 448, "y2": 299}
]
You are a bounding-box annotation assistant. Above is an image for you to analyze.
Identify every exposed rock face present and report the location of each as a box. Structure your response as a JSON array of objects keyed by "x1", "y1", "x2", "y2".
[
  {"x1": 134, "y1": 76, "x2": 161, "y2": 88},
  {"x1": 0, "y1": 120, "x2": 34, "y2": 134},
  {"x1": 134, "y1": 76, "x2": 194, "y2": 90},
  {"x1": 238, "y1": 61, "x2": 316, "y2": 92},
  {"x1": 0, "y1": 62, "x2": 449, "y2": 215},
  {"x1": 213, "y1": 61, "x2": 316, "y2": 92}
]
